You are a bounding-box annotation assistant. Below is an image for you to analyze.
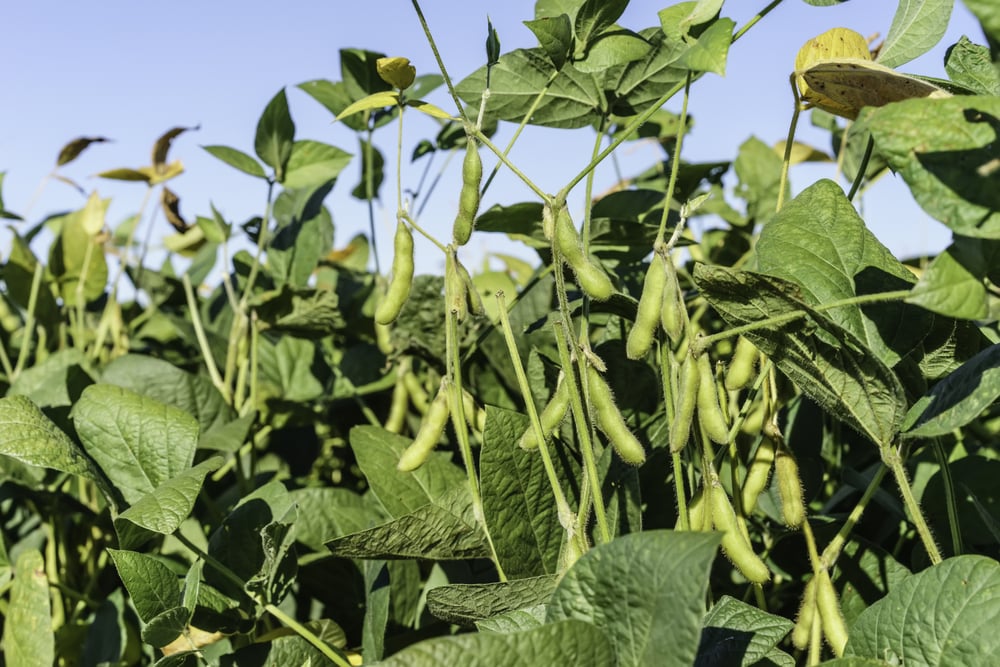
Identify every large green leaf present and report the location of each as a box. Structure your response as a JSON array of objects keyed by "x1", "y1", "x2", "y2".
[
  {"x1": 3, "y1": 550, "x2": 54, "y2": 667},
  {"x1": 734, "y1": 136, "x2": 785, "y2": 225},
  {"x1": 114, "y1": 457, "x2": 224, "y2": 549},
  {"x1": 693, "y1": 265, "x2": 907, "y2": 448},
  {"x1": 254, "y1": 88, "x2": 295, "y2": 182},
  {"x1": 756, "y1": 179, "x2": 929, "y2": 367},
  {"x1": 546, "y1": 530, "x2": 720, "y2": 667},
  {"x1": 902, "y1": 342, "x2": 1000, "y2": 437},
  {"x1": 107, "y1": 549, "x2": 181, "y2": 621},
  {"x1": 906, "y1": 239, "x2": 992, "y2": 319},
  {"x1": 0, "y1": 395, "x2": 112, "y2": 498},
  {"x1": 945, "y1": 36, "x2": 1000, "y2": 96},
  {"x1": 48, "y1": 198, "x2": 109, "y2": 305},
  {"x1": 426, "y1": 576, "x2": 559, "y2": 625},
  {"x1": 349, "y1": 425, "x2": 465, "y2": 518},
  {"x1": 378, "y1": 619, "x2": 613, "y2": 667},
  {"x1": 283, "y1": 139, "x2": 352, "y2": 189},
  {"x1": 845, "y1": 555, "x2": 1000, "y2": 665},
  {"x1": 480, "y1": 407, "x2": 575, "y2": 578},
  {"x1": 255, "y1": 335, "x2": 328, "y2": 403},
  {"x1": 287, "y1": 486, "x2": 385, "y2": 551},
  {"x1": 268, "y1": 182, "x2": 334, "y2": 288},
  {"x1": 832, "y1": 539, "x2": 912, "y2": 628},
  {"x1": 923, "y1": 456, "x2": 1000, "y2": 548},
  {"x1": 865, "y1": 96, "x2": 1000, "y2": 239},
  {"x1": 963, "y1": 0, "x2": 1000, "y2": 46},
  {"x1": 876, "y1": 0, "x2": 956, "y2": 68},
  {"x1": 71, "y1": 384, "x2": 199, "y2": 506},
  {"x1": 8, "y1": 349, "x2": 93, "y2": 408},
  {"x1": 695, "y1": 595, "x2": 794, "y2": 667}
]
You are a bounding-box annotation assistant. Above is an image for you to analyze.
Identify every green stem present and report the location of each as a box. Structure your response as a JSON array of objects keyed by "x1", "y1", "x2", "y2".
[
  {"x1": 183, "y1": 274, "x2": 230, "y2": 403},
  {"x1": 265, "y1": 603, "x2": 352, "y2": 667},
  {"x1": 777, "y1": 74, "x2": 802, "y2": 213},
  {"x1": 13, "y1": 262, "x2": 45, "y2": 379},
  {"x1": 410, "y1": 0, "x2": 469, "y2": 122},
  {"x1": 655, "y1": 72, "x2": 693, "y2": 246},
  {"x1": 820, "y1": 463, "x2": 888, "y2": 567},
  {"x1": 846, "y1": 136, "x2": 875, "y2": 201},
  {"x1": 931, "y1": 436, "x2": 962, "y2": 556},
  {"x1": 883, "y1": 443, "x2": 942, "y2": 564}
]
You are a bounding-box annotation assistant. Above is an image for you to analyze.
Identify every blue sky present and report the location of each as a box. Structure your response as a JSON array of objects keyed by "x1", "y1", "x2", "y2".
[{"x1": 1, "y1": 1, "x2": 984, "y2": 277}]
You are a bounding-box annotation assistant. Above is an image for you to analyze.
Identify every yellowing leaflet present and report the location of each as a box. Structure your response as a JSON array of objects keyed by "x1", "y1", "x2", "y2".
[{"x1": 800, "y1": 58, "x2": 951, "y2": 119}]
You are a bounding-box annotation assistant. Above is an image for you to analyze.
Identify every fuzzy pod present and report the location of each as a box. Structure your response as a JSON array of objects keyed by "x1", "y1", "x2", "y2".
[
  {"x1": 626, "y1": 252, "x2": 668, "y2": 359},
  {"x1": 696, "y1": 353, "x2": 730, "y2": 444},
  {"x1": 709, "y1": 484, "x2": 771, "y2": 584},
  {"x1": 683, "y1": 486, "x2": 710, "y2": 532},
  {"x1": 791, "y1": 575, "x2": 818, "y2": 651},
  {"x1": 445, "y1": 248, "x2": 468, "y2": 322},
  {"x1": 553, "y1": 205, "x2": 614, "y2": 301},
  {"x1": 740, "y1": 436, "x2": 776, "y2": 514},
  {"x1": 660, "y1": 257, "x2": 684, "y2": 343},
  {"x1": 456, "y1": 258, "x2": 484, "y2": 317},
  {"x1": 669, "y1": 353, "x2": 701, "y2": 453},
  {"x1": 725, "y1": 336, "x2": 759, "y2": 391},
  {"x1": 815, "y1": 569, "x2": 848, "y2": 657},
  {"x1": 520, "y1": 374, "x2": 571, "y2": 450},
  {"x1": 775, "y1": 445, "x2": 807, "y2": 528},
  {"x1": 587, "y1": 366, "x2": 646, "y2": 465},
  {"x1": 384, "y1": 371, "x2": 410, "y2": 434},
  {"x1": 374, "y1": 220, "x2": 415, "y2": 325},
  {"x1": 397, "y1": 379, "x2": 451, "y2": 472},
  {"x1": 452, "y1": 139, "x2": 482, "y2": 245}
]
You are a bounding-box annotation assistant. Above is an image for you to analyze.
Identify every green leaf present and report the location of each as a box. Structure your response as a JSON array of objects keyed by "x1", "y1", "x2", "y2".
[
  {"x1": 524, "y1": 15, "x2": 573, "y2": 69},
  {"x1": 734, "y1": 136, "x2": 785, "y2": 225},
  {"x1": 404, "y1": 98, "x2": 457, "y2": 120},
  {"x1": 71, "y1": 384, "x2": 199, "y2": 505},
  {"x1": 114, "y1": 457, "x2": 224, "y2": 549},
  {"x1": 456, "y1": 48, "x2": 604, "y2": 129},
  {"x1": 476, "y1": 606, "x2": 548, "y2": 633},
  {"x1": 254, "y1": 88, "x2": 295, "y2": 183},
  {"x1": 876, "y1": 0, "x2": 955, "y2": 68},
  {"x1": 288, "y1": 487, "x2": 386, "y2": 551},
  {"x1": 603, "y1": 28, "x2": 689, "y2": 118},
  {"x1": 256, "y1": 335, "x2": 328, "y2": 403},
  {"x1": 335, "y1": 90, "x2": 400, "y2": 121},
  {"x1": 756, "y1": 179, "x2": 928, "y2": 367},
  {"x1": 845, "y1": 555, "x2": 1000, "y2": 665},
  {"x1": 676, "y1": 18, "x2": 734, "y2": 76},
  {"x1": 426, "y1": 576, "x2": 558, "y2": 625},
  {"x1": 107, "y1": 549, "x2": 182, "y2": 621},
  {"x1": 362, "y1": 560, "x2": 389, "y2": 662},
  {"x1": 8, "y1": 349, "x2": 94, "y2": 408},
  {"x1": 903, "y1": 342, "x2": 1000, "y2": 437},
  {"x1": 574, "y1": 30, "x2": 653, "y2": 73},
  {"x1": 695, "y1": 595, "x2": 794, "y2": 667},
  {"x1": 574, "y1": 0, "x2": 628, "y2": 53},
  {"x1": 865, "y1": 96, "x2": 1000, "y2": 239},
  {"x1": 378, "y1": 619, "x2": 614, "y2": 667},
  {"x1": 340, "y1": 48, "x2": 393, "y2": 100},
  {"x1": 963, "y1": 0, "x2": 1000, "y2": 46},
  {"x1": 351, "y1": 138, "x2": 385, "y2": 200},
  {"x1": 325, "y1": 485, "x2": 488, "y2": 560},
  {"x1": 546, "y1": 530, "x2": 720, "y2": 667},
  {"x1": 100, "y1": 354, "x2": 234, "y2": 434},
  {"x1": 5, "y1": 231, "x2": 58, "y2": 321},
  {"x1": 253, "y1": 286, "x2": 345, "y2": 337},
  {"x1": 49, "y1": 198, "x2": 109, "y2": 305},
  {"x1": 923, "y1": 456, "x2": 1000, "y2": 548},
  {"x1": 283, "y1": 140, "x2": 353, "y2": 189},
  {"x1": 481, "y1": 407, "x2": 577, "y2": 578},
  {"x1": 945, "y1": 36, "x2": 1000, "y2": 96},
  {"x1": 81, "y1": 590, "x2": 128, "y2": 665},
  {"x1": 201, "y1": 145, "x2": 266, "y2": 179},
  {"x1": 269, "y1": 182, "x2": 334, "y2": 288},
  {"x1": 0, "y1": 395, "x2": 112, "y2": 497},
  {"x1": 906, "y1": 239, "x2": 990, "y2": 319},
  {"x1": 142, "y1": 607, "x2": 192, "y2": 648},
  {"x1": 3, "y1": 550, "x2": 54, "y2": 667},
  {"x1": 833, "y1": 539, "x2": 912, "y2": 628},
  {"x1": 692, "y1": 265, "x2": 907, "y2": 448},
  {"x1": 349, "y1": 425, "x2": 465, "y2": 518}
]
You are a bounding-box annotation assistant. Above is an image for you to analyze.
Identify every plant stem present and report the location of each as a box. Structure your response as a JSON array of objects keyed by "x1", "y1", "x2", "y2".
[
  {"x1": 933, "y1": 435, "x2": 962, "y2": 556},
  {"x1": 821, "y1": 463, "x2": 888, "y2": 567},
  {"x1": 265, "y1": 603, "x2": 352, "y2": 667},
  {"x1": 183, "y1": 274, "x2": 229, "y2": 403},
  {"x1": 846, "y1": 136, "x2": 875, "y2": 201},
  {"x1": 655, "y1": 72, "x2": 693, "y2": 246},
  {"x1": 883, "y1": 443, "x2": 942, "y2": 564},
  {"x1": 13, "y1": 262, "x2": 45, "y2": 379}
]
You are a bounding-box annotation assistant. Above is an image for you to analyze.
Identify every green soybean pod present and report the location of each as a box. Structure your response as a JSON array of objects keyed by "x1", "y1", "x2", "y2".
[
  {"x1": 775, "y1": 445, "x2": 807, "y2": 528},
  {"x1": 740, "y1": 436, "x2": 776, "y2": 514},
  {"x1": 453, "y1": 139, "x2": 482, "y2": 246},
  {"x1": 587, "y1": 366, "x2": 646, "y2": 465},
  {"x1": 680, "y1": 486, "x2": 709, "y2": 531},
  {"x1": 815, "y1": 569, "x2": 848, "y2": 657},
  {"x1": 791, "y1": 575, "x2": 818, "y2": 650},
  {"x1": 725, "y1": 336, "x2": 759, "y2": 391},
  {"x1": 457, "y1": 258, "x2": 484, "y2": 317},
  {"x1": 696, "y1": 353, "x2": 730, "y2": 444},
  {"x1": 384, "y1": 370, "x2": 409, "y2": 434},
  {"x1": 375, "y1": 220, "x2": 415, "y2": 325},
  {"x1": 398, "y1": 379, "x2": 451, "y2": 472},
  {"x1": 554, "y1": 206, "x2": 614, "y2": 301},
  {"x1": 445, "y1": 248, "x2": 468, "y2": 322},
  {"x1": 626, "y1": 252, "x2": 668, "y2": 360},
  {"x1": 709, "y1": 484, "x2": 771, "y2": 584},
  {"x1": 669, "y1": 353, "x2": 701, "y2": 453},
  {"x1": 660, "y1": 257, "x2": 684, "y2": 343},
  {"x1": 520, "y1": 374, "x2": 571, "y2": 450}
]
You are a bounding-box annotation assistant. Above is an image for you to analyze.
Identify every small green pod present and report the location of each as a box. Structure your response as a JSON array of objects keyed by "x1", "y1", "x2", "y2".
[
  {"x1": 709, "y1": 484, "x2": 771, "y2": 584},
  {"x1": 791, "y1": 575, "x2": 818, "y2": 651},
  {"x1": 398, "y1": 379, "x2": 451, "y2": 472},
  {"x1": 775, "y1": 445, "x2": 807, "y2": 528},
  {"x1": 384, "y1": 370, "x2": 410, "y2": 434},
  {"x1": 696, "y1": 353, "x2": 730, "y2": 444},
  {"x1": 725, "y1": 336, "x2": 759, "y2": 391},
  {"x1": 815, "y1": 569, "x2": 848, "y2": 657},
  {"x1": 453, "y1": 139, "x2": 482, "y2": 246},
  {"x1": 660, "y1": 258, "x2": 684, "y2": 343},
  {"x1": 681, "y1": 486, "x2": 710, "y2": 532},
  {"x1": 669, "y1": 353, "x2": 701, "y2": 453},
  {"x1": 553, "y1": 206, "x2": 614, "y2": 301},
  {"x1": 457, "y1": 258, "x2": 484, "y2": 317},
  {"x1": 520, "y1": 375, "x2": 571, "y2": 450},
  {"x1": 587, "y1": 366, "x2": 646, "y2": 465},
  {"x1": 445, "y1": 248, "x2": 468, "y2": 322},
  {"x1": 375, "y1": 220, "x2": 415, "y2": 326},
  {"x1": 626, "y1": 252, "x2": 668, "y2": 360},
  {"x1": 740, "y1": 436, "x2": 776, "y2": 514}
]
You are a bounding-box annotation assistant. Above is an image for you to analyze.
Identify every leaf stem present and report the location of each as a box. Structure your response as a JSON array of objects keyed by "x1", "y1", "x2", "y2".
[
  {"x1": 182, "y1": 274, "x2": 230, "y2": 403},
  {"x1": 883, "y1": 442, "x2": 942, "y2": 564}
]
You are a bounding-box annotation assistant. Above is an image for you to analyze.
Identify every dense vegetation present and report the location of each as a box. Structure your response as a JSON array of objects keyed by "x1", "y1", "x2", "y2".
[{"x1": 2, "y1": 1, "x2": 1000, "y2": 665}]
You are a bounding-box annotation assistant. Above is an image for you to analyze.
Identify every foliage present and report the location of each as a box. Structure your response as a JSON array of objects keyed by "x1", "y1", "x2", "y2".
[{"x1": 2, "y1": 0, "x2": 1000, "y2": 665}]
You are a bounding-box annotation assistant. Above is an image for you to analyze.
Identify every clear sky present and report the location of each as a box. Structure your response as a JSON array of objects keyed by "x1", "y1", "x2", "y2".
[{"x1": 1, "y1": 1, "x2": 984, "y2": 278}]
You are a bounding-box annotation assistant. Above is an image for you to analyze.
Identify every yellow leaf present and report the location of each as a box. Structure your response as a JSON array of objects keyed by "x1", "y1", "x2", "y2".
[
  {"x1": 377, "y1": 56, "x2": 416, "y2": 90},
  {"x1": 163, "y1": 224, "x2": 206, "y2": 257},
  {"x1": 800, "y1": 59, "x2": 950, "y2": 119},
  {"x1": 79, "y1": 191, "x2": 109, "y2": 236},
  {"x1": 405, "y1": 99, "x2": 457, "y2": 120},
  {"x1": 139, "y1": 159, "x2": 185, "y2": 185},
  {"x1": 335, "y1": 91, "x2": 400, "y2": 122},
  {"x1": 794, "y1": 28, "x2": 873, "y2": 118},
  {"x1": 774, "y1": 140, "x2": 833, "y2": 165}
]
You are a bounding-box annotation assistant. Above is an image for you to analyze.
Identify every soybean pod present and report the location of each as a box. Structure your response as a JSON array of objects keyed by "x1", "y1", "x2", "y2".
[
  {"x1": 775, "y1": 443, "x2": 807, "y2": 528},
  {"x1": 696, "y1": 353, "x2": 730, "y2": 444},
  {"x1": 725, "y1": 335, "x2": 759, "y2": 391},
  {"x1": 520, "y1": 374, "x2": 571, "y2": 450},
  {"x1": 669, "y1": 353, "x2": 701, "y2": 453},
  {"x1": 792, "y1": 575, "x2": 818, "y2": 650},
  {"x1": 375, "y1": 220, "x2": 414, "y2": 325},
  {"x1": 815, "y1": 569, "x2": 848, "y2": 656},
  {"x1": 660, "y1": 257, "x2": 684, "y2": 343},
  {"x1": 740, "y1": 436, "x2": 776, "y2": 514},
  {"x1": 587, "y1": 366, "x2": 646, "y2": 465},
  {"x1": 553, "y1": 205, "x2": 614, "y2": 301},
  {"x1": 397, "y1": 378, "x2": 451, "y2": 472},
  {"x1": 452, "y1": 137, "x2": 482, "y2": 246},
  {"x1": 709, "y1": 483, "x2": 771, "y2": 584},
  {"x1": 445, "y1": 248, "x2": 468, "y2": 322},
  {"x1": 626, "y1": 252, "x2": 668, "y2": 360}
]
